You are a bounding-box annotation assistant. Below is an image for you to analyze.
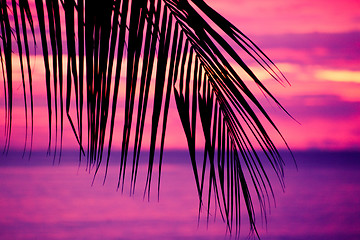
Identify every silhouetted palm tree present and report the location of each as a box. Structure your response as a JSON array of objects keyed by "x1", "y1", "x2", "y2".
[{"x1": 1, "y1": 0, "x2": 292, "y2": 237}]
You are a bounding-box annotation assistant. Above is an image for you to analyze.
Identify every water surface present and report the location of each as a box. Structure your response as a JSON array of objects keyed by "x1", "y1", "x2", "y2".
[{"x1": 1, "y1": 150, "x2": 359, "y2": 239}]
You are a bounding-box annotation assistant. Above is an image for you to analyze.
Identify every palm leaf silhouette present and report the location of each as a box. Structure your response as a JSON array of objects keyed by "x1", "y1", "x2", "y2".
[{"x1": 1, "y1": 0, "x2": 292, "y2": 237}]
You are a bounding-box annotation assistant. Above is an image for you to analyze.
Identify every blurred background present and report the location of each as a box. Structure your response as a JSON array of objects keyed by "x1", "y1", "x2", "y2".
[{"x1": 0, "y1": 0, "x2": 359, "y2": 239}]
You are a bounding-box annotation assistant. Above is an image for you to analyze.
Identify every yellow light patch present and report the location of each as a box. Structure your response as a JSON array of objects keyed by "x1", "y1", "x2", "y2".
[{"x1": 316, "y1": 70, "x2": 360, "y2": 83}]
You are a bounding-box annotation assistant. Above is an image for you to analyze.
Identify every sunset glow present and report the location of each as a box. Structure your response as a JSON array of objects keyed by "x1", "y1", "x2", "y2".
[
  {"x1": 1, "y1": 1, "x2": 360, "y2": 239},
  {"x1": 1, "y1": 0, "x2": 359, "y2": 152},
  {"x1": 316, "y1": 70, "x2": 360, "y2": 83}
]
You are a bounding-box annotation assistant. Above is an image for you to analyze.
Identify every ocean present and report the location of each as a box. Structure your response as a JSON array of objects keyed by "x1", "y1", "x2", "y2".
[{"x1": 1, "y1": 150, "x2": 359, "y2": 239}]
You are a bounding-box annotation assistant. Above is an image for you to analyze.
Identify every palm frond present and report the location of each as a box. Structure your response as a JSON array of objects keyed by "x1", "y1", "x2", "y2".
[{"x1": 0, "y1": 0, "x2": 293, "y2": 236}]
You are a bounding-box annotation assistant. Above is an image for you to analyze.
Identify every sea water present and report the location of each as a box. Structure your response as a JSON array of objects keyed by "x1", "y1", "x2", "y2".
[{"x1": 0, "y1": 150, "x2": 359, "y2": 239}]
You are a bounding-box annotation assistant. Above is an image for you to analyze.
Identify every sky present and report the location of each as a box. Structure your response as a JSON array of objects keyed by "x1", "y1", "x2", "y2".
[
  {"x1": 0, "y1": 2, "x2": 360, "y2": 238},
  {"x1": 0, "y1": 0, "x2": 360, "y2": 152},
  {"x1": 205, "y1": 0, "x2": 360, "y2": 150}
]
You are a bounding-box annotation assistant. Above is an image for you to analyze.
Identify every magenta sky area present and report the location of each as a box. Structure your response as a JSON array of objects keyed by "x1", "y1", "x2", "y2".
[{"x1": 0, "y1": 0, "x2": 360, "y2": 151}]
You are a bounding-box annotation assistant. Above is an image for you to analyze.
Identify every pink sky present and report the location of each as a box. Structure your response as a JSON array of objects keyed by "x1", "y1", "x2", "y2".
[{"x1": 1, "y1": 0, "x2": 360, "y2": 151}]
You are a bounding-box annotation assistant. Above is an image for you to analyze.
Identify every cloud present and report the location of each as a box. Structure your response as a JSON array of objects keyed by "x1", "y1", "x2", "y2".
[
  {"x1": 250, "y1": 32, "x2": 360, "y2": 69},
  {"x1": 254, "y1": 32, "x2": 360, "y2": 50},
  {"x1": 315, "y1": 70, "x2": 360, "y2": 83},
  {"x1": 279, "y1": 94, "x2": 360, "y2": 120}
]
